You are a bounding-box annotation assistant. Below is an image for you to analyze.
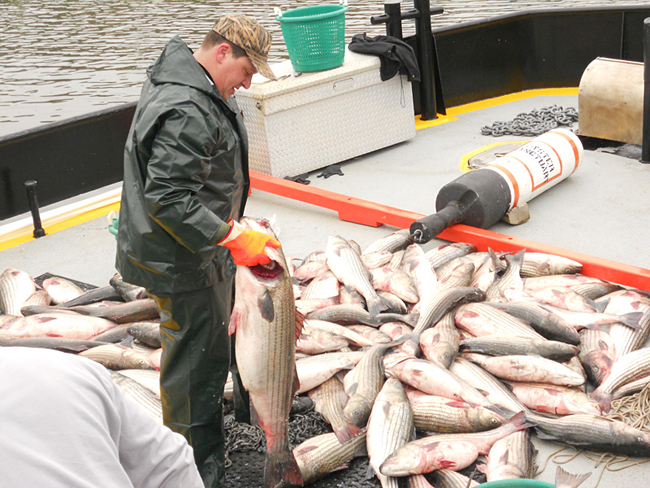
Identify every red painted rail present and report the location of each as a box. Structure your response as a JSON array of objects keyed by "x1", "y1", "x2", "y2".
[{"x1": 250, "y1": 171, "x2": 650, "y2": 291}]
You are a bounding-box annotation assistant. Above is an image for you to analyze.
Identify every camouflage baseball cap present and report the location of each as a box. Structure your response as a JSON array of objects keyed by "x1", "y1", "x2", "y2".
[{"x1": 213, "y1": 14, "x2": 277, "y2": 81}]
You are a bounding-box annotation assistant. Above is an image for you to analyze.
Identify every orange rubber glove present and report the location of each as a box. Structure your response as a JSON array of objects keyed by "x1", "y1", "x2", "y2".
[{"x1": 218, "y1": 219, "x2": 280, "y2": 267}]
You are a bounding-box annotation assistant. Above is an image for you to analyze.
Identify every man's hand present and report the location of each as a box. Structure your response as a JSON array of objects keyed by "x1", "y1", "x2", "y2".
[{"x1": 218, "y1": 219, "x2": 280, "y2": 267}]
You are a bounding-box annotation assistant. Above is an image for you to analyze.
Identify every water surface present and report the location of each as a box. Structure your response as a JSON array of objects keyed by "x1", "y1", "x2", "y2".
[{"x1": 1, "y1": 0, "x2": 647, "y2": 135}]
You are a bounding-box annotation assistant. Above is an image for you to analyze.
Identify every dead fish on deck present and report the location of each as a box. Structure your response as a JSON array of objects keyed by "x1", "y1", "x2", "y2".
[
  {"x1": 126, "y1": 321, "x2": 161, "y2": 348},
  {"x1": 459, "y1": 336, "x2": 578, "y2": 362},
  {"x1": 343, "y1": 341, "x2": 403, "y2": 428},
  {"x1": 306, "y1": 304, "x2": 380, "y2": 326},
  {"x1": 307, "y1": 374, "x2": 362, "y2": 443},
  {"x1": 0, "y1": 268, "x2": 36, "y2": 316},
  {"x1": 419, "y1": 312, "x2": 460, "y2": 368},
  {"x1": 425, "y1": 243, "x2": 477, "y2": 271},
  {"x1": 405, "y1": 387, "x2": 505, "y2": 433},
  {"x1": 527, "y1": 411, "x2": 650, "y2": 457},
  {"x1": 0, "y1": 312, "x2": 119, "y2": 340},
  {"x1": 519, "y1": 252, "x2": 583, "y2": 277},
  {"x1": 68, "y1": 298, "x2": 160, "y2": 323},
  {"x1": 487, "y1": 301, "x2": 580, "y2": 345},
  {"x1": 111, "y1": 371, "x2": 162, "y2": 422},
  {"x1": 59, "y1": 285, "x2": 124, "y2": 307},
  {"x1": 109, "y1": 272, "x2": 148, "y2": 301},
  {"x1": 367, "y1": 378, "x2": 415, "y2": 488},
  {"x1": 0, "y1": 335, "x2": 111, "y2": 353},
  {"x1": 484, "y1": 429, "x2": 536, "y2": 482},
  {"x1": 42, "y1": 276, "x2": 85, "y2": 304},
  {"x1": 502, "y1": 381, "x2": 602, "y2": 415},
  {"x1": 527, "y1": 286, "x2": 603, "y2": 313},
  {"x1": 578, "y1": 329, "x2": 616, "y2": 387},
  {"x1": 292, "y1": 429, "x2": 367, "y2": 485},
  {"x1": 555, "y1": 466, "x2": 591, "y2": 488},
  {"x1": 461, "y1": 352, "x2": 586, "y2": 387},
  {"x1": 228, "y1": 217, "x2": 303, "y2": 488},
  {"x1": 296, "y1": 351, "x2": 366, "y2": 394},
  {"x1": 378, "y1": 411, "x2": 531, "y2": 476},
  {"x1": 486, "y1": 249, "x2": 526, "y2": 301},
  {"x1": 362, "y1": 228, "x2": 412, "y2": 255},
  {"x1": 591, "y1": 346, "x2": 650, "y2": 412},
  {"x1": 327, "y1": 235, "x2": 388, "y2": 317},
  {"x1": 79, "y1": 343, "x2": 153, "y2": 370}
]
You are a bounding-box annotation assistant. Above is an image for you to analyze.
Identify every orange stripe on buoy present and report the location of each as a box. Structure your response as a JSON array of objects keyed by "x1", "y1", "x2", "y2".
[
  {"x1": 489, "y1": 164, "x2": 520, "y2": 208},
  {"x1": 550, "y1": 129, "x2": 580, "y2": 171}
]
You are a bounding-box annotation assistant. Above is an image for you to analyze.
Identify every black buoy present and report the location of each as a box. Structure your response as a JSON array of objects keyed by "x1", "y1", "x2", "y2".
[
  {"x1": 410, "y1": 128, "x2": 583, "y2": 244},
  {"x1": 24, "y1": 180, "x2": 46, "y2": 238}
]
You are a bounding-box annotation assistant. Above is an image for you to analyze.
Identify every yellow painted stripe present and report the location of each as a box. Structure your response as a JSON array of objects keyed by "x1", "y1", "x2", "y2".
[
  {"x1": 416, "y1": 87, "x2": 579, "y2": 130},
  {"x1": 0, "y1": 202, "x2": 121, "y2": 251}
]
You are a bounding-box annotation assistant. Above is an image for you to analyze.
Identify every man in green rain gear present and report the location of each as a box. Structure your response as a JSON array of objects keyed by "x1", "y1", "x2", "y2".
[{"x1": 115, "y1": 14, "x2": 278, "y2": 488}]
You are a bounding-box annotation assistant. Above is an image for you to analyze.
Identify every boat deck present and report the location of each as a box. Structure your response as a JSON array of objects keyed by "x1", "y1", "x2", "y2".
[{"x1": 2, "y1": 89, "x2": 650, "y2": 485}]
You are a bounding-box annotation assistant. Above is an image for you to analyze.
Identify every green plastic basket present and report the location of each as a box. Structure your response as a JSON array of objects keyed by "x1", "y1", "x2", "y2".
[{"x1": 275, "y1": 2, "x2": 348, "y2": 72}]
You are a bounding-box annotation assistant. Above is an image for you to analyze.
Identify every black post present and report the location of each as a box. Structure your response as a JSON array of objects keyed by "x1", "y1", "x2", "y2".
[
  {"x1": 643, "y1": 17, "x2": 650, "y2": 163},
  {"x1": 384, "y1": 0, "x2": 403, "y2": 39},
  {"x1": 24, "y1": 180, "x2": 46, "y2": 238},
  {"x1": 414, "y1": 0, "x2": 437, "y2": 120}
]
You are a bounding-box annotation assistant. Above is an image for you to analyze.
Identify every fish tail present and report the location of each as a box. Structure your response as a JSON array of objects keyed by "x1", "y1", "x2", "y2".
[
  {"x1": 333, "y1": 419, "x2": 364, "y2": 443},
  {"x1": 556, "y1": 466, "x2": 592, "y2": 488},
  {"x1": 265, "y1": 446, "x2": 303, "y2": 488},
  {"x1": 367, "y1": 294, "x2": 385, "y2": 318},
  {"x1": 619, "y1": 311, "x2": 643, "y2": 330}
]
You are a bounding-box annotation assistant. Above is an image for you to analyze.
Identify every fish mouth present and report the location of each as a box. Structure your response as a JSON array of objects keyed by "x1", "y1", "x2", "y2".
[{"x1": 250, "y1": 260, "x2": 283, "y2": 279}]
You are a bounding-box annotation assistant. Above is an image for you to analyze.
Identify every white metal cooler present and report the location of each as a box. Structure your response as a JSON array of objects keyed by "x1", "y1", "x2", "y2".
[{"x1": 235, "y1": 49, "x2": 416, "y2": 178}]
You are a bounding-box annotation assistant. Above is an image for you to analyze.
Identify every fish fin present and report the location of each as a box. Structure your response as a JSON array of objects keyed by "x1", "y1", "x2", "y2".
[
  {"x1": 250, "y1": 403, "x2": 261, "y2": 427},
  {"x1": 264, "y1": 446, "x2": 303, "y2": 488},
  {"x1": 486, "y1": 404, "x2": 517, "y2": 420},
  {"x1": 366, "y1": 463, "x2": 376, "y2": 479},
  {"x1": 228, "y1": 305, "x2": 241, "y2": 336},
  {"x1": 555, "y1": 466, "x2": 591, "y2": 488},
  {"x1": 292, "y1": 367, "x2": 301, "y2": 397},
  {"x1": 402, "y1": 312, "x2": 420, "y2": 328},
  {"x1": 334, "y1": 420, "x2": 364, "y2": 443},
  {"x1": 592, "y1": 299, "x2": 607, "y2": 314},
  {"x1": 295, "y1": 310, "x2": 305, "y2": 344},
  {"x1": 618, "y1": 311, "x2": 644, "y2": 330}
]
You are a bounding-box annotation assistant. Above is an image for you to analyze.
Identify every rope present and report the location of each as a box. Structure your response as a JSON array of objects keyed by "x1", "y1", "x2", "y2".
[{"x1": 481, "y1": 105, "x2": 578, "y2": 137}]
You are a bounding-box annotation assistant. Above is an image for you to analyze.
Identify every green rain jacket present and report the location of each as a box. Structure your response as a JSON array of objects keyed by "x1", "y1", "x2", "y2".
[{"x1": 116, "y1": 36, "x2": 249, "y2": 293}]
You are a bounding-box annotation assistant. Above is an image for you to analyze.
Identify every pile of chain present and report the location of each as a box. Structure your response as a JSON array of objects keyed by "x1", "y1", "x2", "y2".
[{"x1": 481, "y1": 105, "x2": 578, "y2": 137}]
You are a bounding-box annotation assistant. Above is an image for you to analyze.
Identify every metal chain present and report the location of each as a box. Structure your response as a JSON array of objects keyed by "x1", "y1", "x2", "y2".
[
  {"x1": 223, "y1": 404, "x2": 331, "y2": 468},
  {"x1": 481, "y1": 105, "x2": 578, "y2": 137}
]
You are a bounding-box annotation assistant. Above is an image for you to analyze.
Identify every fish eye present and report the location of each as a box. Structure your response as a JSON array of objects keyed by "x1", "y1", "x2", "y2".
[{"x1": 491, "y1": 418, "x2": 499, "y2": 425}]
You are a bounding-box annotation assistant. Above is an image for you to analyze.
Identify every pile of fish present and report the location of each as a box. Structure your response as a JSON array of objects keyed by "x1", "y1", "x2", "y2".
[
  {"x1": 0, "y1": 268, "x2": 164, "y2": 420},
  {"x1": 226, "y1": 222, "x2": 650, "y2": 488},
  {"x1": 3, "y1": 221, "x2": 650, "y2": 488}
]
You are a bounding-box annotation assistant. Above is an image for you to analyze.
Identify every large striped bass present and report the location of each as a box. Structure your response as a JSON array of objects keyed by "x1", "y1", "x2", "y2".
[
  {"x1": 379, "y1": 411, "x2": 531, "y2": 476},
  {"x1": 527, "y1": 411, "x2": 650, "y2": 457},
  {"x1": 0, "y1": 312, "x2": 119, "y2": 340},
  {"x1": 485, "y1": 430, "x2": 536, "y2": 481},
  {"x1": 229, "y1": 217, "x2": 303, "y2": 488},
  {"x1": 591, "y1": 347, "x2": 650, "y2": 412},
  {"x1": 0, "y1": 268, "x2": 36, "y2": 316},
  {"x1": 367, "y1": 378, "x2": 415, "y2": 488},
  {"x1": 326, "y1": 235, "x2": 388, "y2": 317}
]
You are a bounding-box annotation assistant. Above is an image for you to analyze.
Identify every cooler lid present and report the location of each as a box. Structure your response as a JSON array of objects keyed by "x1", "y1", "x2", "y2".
[{"x1": 236, "y1": 49, "x2": 382, "y2": 101}]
